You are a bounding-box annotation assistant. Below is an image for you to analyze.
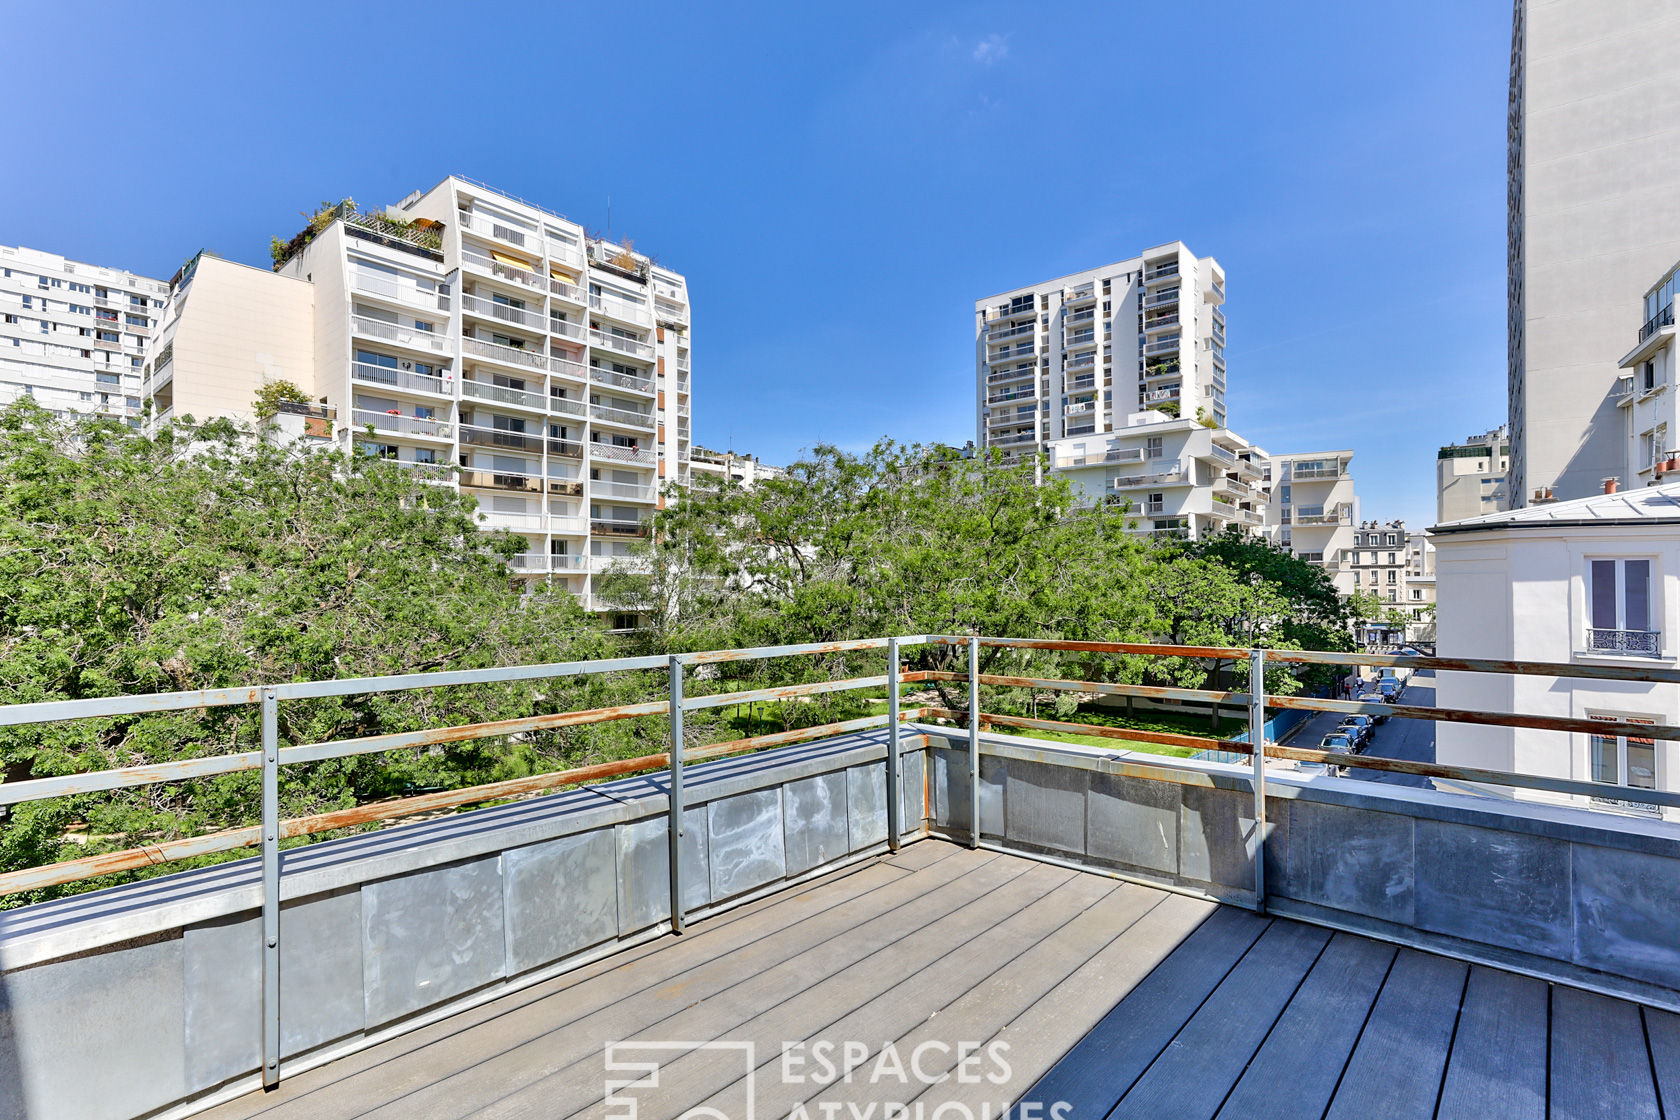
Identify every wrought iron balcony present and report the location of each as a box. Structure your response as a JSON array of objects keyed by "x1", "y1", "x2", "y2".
[{"x1": 1586, "y1": 628, "x2": 1663, "y2": 657}]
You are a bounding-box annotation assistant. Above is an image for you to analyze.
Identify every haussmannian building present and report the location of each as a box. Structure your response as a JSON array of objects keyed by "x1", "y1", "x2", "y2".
[
  {"x1": 1507, "y1": 0, "x2": 1680, "y2": 506},
  {"x1": 976, "y1": 243, "x2": 1225, "y2": 463},
  {"x1": 0, "y1": 244, "x2": 168, "y2": 425}
]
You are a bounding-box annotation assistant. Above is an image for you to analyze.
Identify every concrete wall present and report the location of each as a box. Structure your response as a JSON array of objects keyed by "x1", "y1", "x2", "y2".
[
  {"x1": 170, "y1": 256, "x2": 316, "y2": 422},
  {"x1": 0, "y1": 732, "x2": 927, "y2": 1120},
  {"x1": 923, "y1": 728, "x2": 1680, "y2": 1011}
]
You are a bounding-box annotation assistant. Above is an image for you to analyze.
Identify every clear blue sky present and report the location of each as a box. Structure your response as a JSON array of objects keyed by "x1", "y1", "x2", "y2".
[{"x1": 4, "y1": 1, "x2": 1509, "y2": 529}]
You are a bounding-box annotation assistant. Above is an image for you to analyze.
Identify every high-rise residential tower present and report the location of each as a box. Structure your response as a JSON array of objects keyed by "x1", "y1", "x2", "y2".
[
  {"x1": 1507, "y1": 0, "x2": 1680, "y2": 505},
  {"x1": 975, "y1": 243, "x2": 1225, "y2": 462},
  {"x1": 0, "y1": 245, "x2": 167, "y2": 424}
]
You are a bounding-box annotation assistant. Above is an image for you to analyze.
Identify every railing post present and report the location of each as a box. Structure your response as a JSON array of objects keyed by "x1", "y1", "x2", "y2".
[
  {"x1": 1248, "y1": 649, "x2": 1267, "y2": 914},
  {"x1": 968, "y1": 636, "x2": 981, "y2": 849},
  {"x1": 260, "y1": 687, "x2": 281, "y2": 1089},
  {"x1": 667, "y1": 655, "x2": 685, "y2": 935},
  {"x1": 886, "y1": 637, "x2": 902, "y2": 852}
]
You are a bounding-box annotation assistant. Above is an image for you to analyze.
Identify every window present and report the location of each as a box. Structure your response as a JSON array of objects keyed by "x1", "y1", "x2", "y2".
[
  {"x1": 1387, "y1": 589, "x2": 1397, "y2": 602},
  {"x1": 1387, "y1": 552, "x2": 1397, "y2": 566},
  {"x1": 1144, "y1": 436, "x2": 1163, "y2": 460},
  {"x1": 1386, "y1": 534, "x2": 1397, "y2": 546},
  {"x1": 1411, "y1": 589, "x2": 1423, "y2": 600},
  {"x1": 1368, "y1": 571, "x2": 1378, "y2": 585},
  {"x1": 1278, "y1": 484, "x2": 1291, "y2": 506},
  {"x1": 1388, "y1": 571, "x2": 1397, "y2": 584},
  {"x1": 1587, "y1": 558, "x2": 1657, "y2": 654},
  {"x1": 1588, "y1": 714, "x2": 1659, "y2": 816}
]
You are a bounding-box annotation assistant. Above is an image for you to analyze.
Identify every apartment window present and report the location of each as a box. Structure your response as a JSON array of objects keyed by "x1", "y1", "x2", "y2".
[
  {"x1": 1588, "y1": 714, "x2": 1659, "y2": 812},
  {"x1": 1587, "y1": 559, "x2": 1656, "y2": 653},
  {"x1": 1145, "y1": 437, "x2": 1163, "y2": 460},
  {"x1": 1388, "y1": 571, "x2": 1397, "y2": 584},
  {"x1": 1386, "y1": 534, "x2": 1397, "y2": 546},
  {"x1": 1642, "y1": 360, "x2": 1660, "y2": 392},
  {"x1": 1387, "y1": 552, "x2": 1397, "y2": 565},
  {"x1": 1387, "y1": 589, "x2": 1397, "y2": 602},
  {"x1": 1369, "y1": 571, "x2": 1378, "y2": 585},
  {"x1": 1412, "y1": 589, "x2": 1423, "y2": 600}
]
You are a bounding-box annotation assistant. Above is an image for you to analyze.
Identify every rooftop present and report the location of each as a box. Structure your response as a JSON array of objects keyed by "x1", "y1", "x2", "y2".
[{"x1": 1431, "y1": 480, "x2": 1680, "y2": 533}]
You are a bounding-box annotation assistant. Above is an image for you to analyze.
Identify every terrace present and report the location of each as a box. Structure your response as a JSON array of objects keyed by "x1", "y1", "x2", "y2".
[{"x1": 1, "y1": 639, "x2": 1677, "y2": 1120}]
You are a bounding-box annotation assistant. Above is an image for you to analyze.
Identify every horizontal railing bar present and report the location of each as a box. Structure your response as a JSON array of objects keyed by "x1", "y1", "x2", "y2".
[
  {"x1": 278, "y1": 701, "x2": 670, "y2": 767},
  {"x1": 272, "y1": 654, "x2": 670, "y2": 702},
  {"x1": 0, "y1": 826, "x2": 262, "y2": 897},
  {"x1": 680, "y1": 638, "x2": 903, "y2": 665},
  {"x1": 934, "y1": 637, "x2": 1250, "y2": 659},
  {"x1": 1268, "y1": 744, "x2": 1680, "y2": 811},
  {"x1": 919, "y1": 669, "x2": 1251, "y2": 706},
  {"x1": 1267, "y1": 696, "x2": 1680, "y2": 743},
  {"x1": 0, "y1": 751, "x2": 264, "y2": 807},
  {"x1": 681, "y1": 676, "x2": 890, "y2": 713},
  {"x1": 0, "y1": 686, "x2": 268, "y2": 729},
  {"x1": 686, "y1": 713, "x2": 901, "y2": 762},
  {"x1": 918, "y1": 707, "x2": 1252, "y2": 755}
]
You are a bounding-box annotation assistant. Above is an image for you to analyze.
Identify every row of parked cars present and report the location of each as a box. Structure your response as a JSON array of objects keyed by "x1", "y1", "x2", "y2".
[{"x1": 1317, "y1": 674, "x2": 1405, "y2": 771}]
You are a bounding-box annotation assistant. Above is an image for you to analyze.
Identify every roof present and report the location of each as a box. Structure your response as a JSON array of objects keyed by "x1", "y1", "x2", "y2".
[{"x1": 1430, "y1": 480, "x2": 1680, "y2": 534}]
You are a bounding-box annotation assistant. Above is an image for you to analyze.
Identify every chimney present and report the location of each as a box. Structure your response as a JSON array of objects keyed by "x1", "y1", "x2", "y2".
[{"x1": 1603, "y1": 477, "x2": 1620, "y2": 495}]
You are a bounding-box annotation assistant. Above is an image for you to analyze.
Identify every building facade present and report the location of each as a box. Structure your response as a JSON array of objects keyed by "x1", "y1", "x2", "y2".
[
  {"x1": 1405, "y1": 531, "x2": 1437, "y2": 644},
  {"x1": 145, "y1": 177, "x2": 692, "y2": 612},
  {"x1": 976, "y1": 243, "x2": 1225, "y2": 462},
  {"x1": 689, "y1": 446, "x2": 785, "y2": 488},
  {"x1": 1616, "y1": 257, "x2": 1680, "y2": 489},
  {"x1": 1265, "y1": 451, "x2": 1359, "y2": 593},
  {"x1": 1507, "y1": 0, "x2": 1680, "y2": 506},
  {"x1": 1047, "y1": 412, "x2": 1267, "y2": 540},
  {"x1": 1433, "y1": 483, "x2": 1680, "y2": 822},
  {"x1": 0, "y1": 244, "x2": 167, "y2": 425},
  {"x1": 1437, "y1": 427, "x2": 1510, "y2": 523}
]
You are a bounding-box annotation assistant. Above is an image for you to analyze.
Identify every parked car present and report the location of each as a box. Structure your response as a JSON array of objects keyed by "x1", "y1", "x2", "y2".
[
  {"x1": 1319, "y1": 733, "x2": 1354, "y2": 775},
  {"x1": 1378, "y1": 678, "x2": 1402, "y2": 702},
  {"x1": 1337, "y1": 715, "x2": 1374, "y2": 749},
  {"x1": 1357, "y1": 693, "x2": 1389, "y2": 723}
]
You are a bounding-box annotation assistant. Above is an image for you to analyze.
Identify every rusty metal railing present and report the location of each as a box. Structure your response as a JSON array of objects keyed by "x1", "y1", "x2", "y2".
[{"x1": 3, "y1": 634, "x2": 1679, "y2": 1084}]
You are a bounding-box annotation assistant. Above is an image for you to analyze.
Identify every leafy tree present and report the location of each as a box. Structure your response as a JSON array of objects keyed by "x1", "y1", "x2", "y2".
[{"x1": 251, "y1": 379, "x2": 311, "y2": 420}]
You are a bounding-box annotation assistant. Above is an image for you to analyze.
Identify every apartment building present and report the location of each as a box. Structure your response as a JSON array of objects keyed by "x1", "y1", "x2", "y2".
[
  {"x1": 1266, "y1": 451, "x2": 1358, "y2": 594},
  {"x1": 1405, "y1": 531, "x2": 1437, "y2": 644},
  {"x1": 1047, "y1": 412, "x2": 1267, "y2": 541},
  {"x1": 1345, "y1": 520, "x2": 1411, "y2": 606},
  {"x1": 689, "y1": 446, "x2": 785, "y2": 488},
  {"x1": 1507, "y1": 0, "x2": 1680, "y2": 506},
  {"x1": 0, "y1": 244, "x2": 167, "y2": 424},
  {"x1": 1436, "y1": 427, "x2": 1509, "y2": 523},
  {"x1": 145, "y1": 177, "x2": 692, "y2": 612},
  {"x1": 975, "y1": 243, "x2": 1225, "y2": 462},
  {"x1": 1616, "y1": 257, "x2": 1680, "y2": 487}
]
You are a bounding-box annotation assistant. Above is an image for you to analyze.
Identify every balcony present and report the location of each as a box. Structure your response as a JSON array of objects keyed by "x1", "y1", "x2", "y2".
[
  {"x1": 550, "y1": 354, "x2": 589, "y2": 382},
  {"x1": 589, "y1": 366, "x2": 655, "y2": 395},
  {"x1": 351, "y1": 315, "x2": 451, "y2": 355},
  {"x1": 589, "y1": 442, "x2": 657, "y2": 466},
  {"x1": 477, "y1": 511, "x2": 548, "y2": 533},
  {"x1": 461, "y1": 292, "x2": 546, "y2": 331},
  {"x1": 1064, "y1": 401, "x2": 1097, "y2": 417},
  {"x1": 458, "y1": 468, "x2": 581, "y2": 495},
  {"x1": 1143, "y1": 315, "x2": 1181, "y2": 333},
  {"x1": 548, "y1": 317, "x2": 587, "y2": 342},
  {"x1": 463, "y1": 335, "x2": 547, "y2": 372},
  {"x1": 590, "y1": 293, "x2": 654, "y2": 328},
  {"x1": 1109, "y1": 460, "x2": 1190, "y2": 488},
  {"x1": 987, "y1": 388, "x2": 1035, "y2": 405},
  {"x1": 987, "y1": 322, "x2": 1035, "y2": 343},
  {"x1": 460, "y1": 247, "x2": 547, "y2": 293},
  {"x1": 589, "y1": 329, "x2": 655, "y2": 361},
  {"x1": 986, "y1": 410, "x2": 1032, "y2": 429},
  {"x1": 1585, "y1": 628, "x2": 1663, "y2": 657},
  {"x1": 1064, "y1": 352, "x2": 1096, "y2": 371},
  {"x1": 589, "y1": 404, "x2": 657, "y2": 430},
  {"x1": 506, "y1": 553, "x2": 552, "y2": 574},
  {"x1": 986, "y1": 365, "x2": 1036, "y2": 386},
  {"x1": 548, "y1": 436, "x2": 584, "y2": 459},
  {"x1": 457, "y1": 211, "x2": 539, "y2": 253},
  {"x1": 549, "y1": 276, "x2": 587, "y2": 305},
  {"x1": 1143, "y1": 262, "x2": 1180, "y2": 283},
  {"x1": 1064, "y1": 283, "x2": 1096, "y2": 304},
  {"x1": 591, "y1": 518, "x2": 651, "y2": 538},
  {"x1": 548, "y1": 393, "x2": 587, "y2": 418},
  {"x1": 1143, "y1": 337, "x2": 1181, "y2": 357},
  {"x1": 1641, "y1": 302, "x2": 1675, "y2": 343},
  {"x1": 1055, "y1": 446, "x2": 1145, "y2": 469},
  {"x1": 1142, "y1": 289, "x2": 1179, "y2": 309},
  {"x1": 1290, "y1": 464, "x2": 1348, "y2": 482},
  {"x1": 462, "y1": 379, "x2": 546, "y2": 412},
  {"x1": 988, "y1": 343, "x2": 1037, "y2": 365},
  {"x1": 1064, "y1": 330, "x2": 1097, "y2": 349},
  {"x1": 655, "y1": 296, "x2": 689, "y2": 325},
  {"x1": 352, "y1": 361, "x2": 449, "y2": 397},
  {"x1": 989, "y1": 432, "x2": 1040, "y2": 447},
  {"x1": 1294, "y1": 506, "x2": 1351, "y2": 526},
  {"x1": 351, "y1": 408, "x2": 452, "y2": 439},
  {"x1": 592, "y1": 480, "x2": 657, "y2": 502},
  {"x1": 1142, "y1": 387, "x2": 1180, "y2": 403},
  {"x1": 459, "y1": 424, "x2": 544, "y2": 454}
]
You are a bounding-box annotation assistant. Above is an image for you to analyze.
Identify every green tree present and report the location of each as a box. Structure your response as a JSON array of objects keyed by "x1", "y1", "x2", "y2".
[{"x1": 250, "y1": 379, "x2": 310, "y2": 420}]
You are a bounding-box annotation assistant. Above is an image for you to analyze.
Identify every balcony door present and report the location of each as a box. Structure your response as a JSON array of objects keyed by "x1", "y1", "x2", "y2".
[{"x1": 1588, "y1": 559, "x2": 1653, "y2": 653}]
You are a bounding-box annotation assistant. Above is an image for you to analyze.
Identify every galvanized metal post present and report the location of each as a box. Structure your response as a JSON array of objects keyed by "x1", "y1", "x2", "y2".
[
  {"x1": 260, "y1": 688, "x2": 281, "y2": 1088},
  {"x1": 1248, "y1": 649, "x2": 1267, "y2": 913},
  {"x1": 886, "y1": 637, "x2": 902, "y2": 852},
  {"x1": 968, "y1": 636, "x2": 981, "y2": 849},
  {"x1": 667, "y1": 655, "x2": 685, "y2": 934}
]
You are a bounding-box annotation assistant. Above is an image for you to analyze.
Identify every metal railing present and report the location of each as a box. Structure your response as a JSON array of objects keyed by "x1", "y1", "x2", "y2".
[
  {"x1": 352, "y1": 409, "x2": 452, "y2": 439},
  {"x1": 590, "y1": 293, "x2": 653, "y2": 327},
  {"x1": 1587, "y1": 628, "x2": 1662, "y2": 656},
  {"x1": 1640, "y1": 302, "x2": 1674, "y2": 342},
  {"x1": 1055, "y1": 447, "x2": 1144, "y2": 469},
  {"x1": 461, "y1": 293, "x2": 546, "y2": 331},
  {"x1": 460, "y1": 248, "x2": 547, "y2": 292},
  {"x1": 459, "y1": 424, "x2": 544, "y2": 453},
  {"x1": 550, "y1": 277, "x2": 587, "y2": 304},
  {"x1": 462, "y1": 378, "x2": 546, "y2": 411},
  {"x1": 352, "y1": 316, "x2": 451, "y2": 354},
  {"x1": 590, "y1": 404, "x2": 656, "y2": 429},
  {"x1": 590, "y1": 366, "x2": 655, "y2": 394},
  {"x1": 590, "y1": 329, "x2": 655, "y2": 360},
  {"x1": 352, "y1": 362, "x2": 448, "y2": 396},
  {"x1": 463, "y1": 335, "x2": 546, "y2": 371},
  {"x1": 590, "y1": 443, "x2": 657, "y2": 465}
]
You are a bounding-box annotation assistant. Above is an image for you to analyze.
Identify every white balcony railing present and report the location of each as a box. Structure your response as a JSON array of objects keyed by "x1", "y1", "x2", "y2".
[
  {"x1": 590, "y1": 366, "x2": 655, "y2": 394},
  {"x1": 478, "y1": 511, "x2": 549, "y2": 532},
  {"x1": 592, "y1": 480, "x2": 657, "y2": 502},
  {"x1": 457, "y1": 211, "x2": 539, "y2": 252},
  {"x1": 589, "y1": 443, "x2": 657, "y2": 466},
  {"x1": 463, "y1": 335, "x2": 547, "y2": 371},
  {"x1": 351, "y1": 316, "x2": 451, "y2": 355},
  {"x1": 589, "y1": 329, "x2": 655, "y2": 361},
  {"x1": 351, "y1": 362, "x2": 448, "y2": 396},
  {"x1": 460, "y1": 247, "x2": 546, "y2": 292},
  {"x1": 550, "y1": 354, "x2": 589, "y2": 381},
  {"x1": 461, "y1": 293, "x2": 546, "y2": 331},
  {"x1": 1143, "y1": 337, "x2": 1181, "y2": 356},
  {"x1": 352, "y1": 409, "x2": 452, "y2": 439},
  {"x1": 549, "y1": 317, "x2": 587, "y2": 342},
  {"x1": 1109, "y1": 460, "x2": 1190, "y2": 488},
  {"x1": 462, "y1": 379, "x2": 546, "y2": 411},
  {"x1": 590, "y1": 404, "x2": 657, "y2": 430},
  {"x1": 549, "y1": 277, "x2": 587, "y2": 304},
  {"x1": 986, "y1": 366, "x2": 1036, "y2": 385},
  {"x1": 1055, "y1": 447, "x2": 1145, "y2": 469},
  {"x1": 655, "y1": 297, "x2": 689, "y2": 324},
  {"x1": 590, "y1": 294, "x2": 653, "y2": 327},
  {"x1": 988, "y1": 322, "x2": 1035, "y2": 343},
  {"x1": 548, "y1": 393, "x2": 587, "y2": 417}
]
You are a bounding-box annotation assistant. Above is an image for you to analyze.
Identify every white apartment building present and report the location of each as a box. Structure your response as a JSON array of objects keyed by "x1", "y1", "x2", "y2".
[
  {"x1": 145, "y1": 177, "x2": 692, "y2": 613},
  {"x1": 1434, "y1": 483, "x2": 1680, "y2": 822},
  {"x1": 1507, "y1": 0, "x2": 1680, "y2": 506},
  {"x1": 1047, "y1": 412, "x2": 1267, "y2": 541},
  {"x1": 976, "y1": 244, "x2": 1226, "y2": 462},
  {"x1": 1436, "y1": 427, "x2": 1510, "y2": 523},
  {"x1": 0, "y1": 245, "x2": 167, "y2": 425},
  {"x1": 689, "y1": 446, "x2": 784, "y2": 488},
  {"x1": 1617, "y1": 258, "x2": 1680, "y2": 488},
  {"x1": 1266, "y1": 451, "x2": 1359, "y2": 593},
  {"x1": 1405, "y1": 531, "x2": 1437, "y2": 644}
]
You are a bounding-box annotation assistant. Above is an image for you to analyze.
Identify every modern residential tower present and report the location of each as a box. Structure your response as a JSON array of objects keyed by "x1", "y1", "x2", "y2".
[
  {"x1": 1436, "y1": 426, "x2": 1510, "y2": 523},
  {"x1": 976, "y1": 243, "x2": 1225, "y2": 462}
]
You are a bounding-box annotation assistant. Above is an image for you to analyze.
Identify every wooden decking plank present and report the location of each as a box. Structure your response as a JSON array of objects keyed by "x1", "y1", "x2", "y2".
[
  {"x1": 1322, "y1": 948, "x2": 1468, "y2": 1120},
  {"x1": 1008, "y1": 905, "x2": 1271, "y2": 1120},
  {"x1": 1644, "y1": 1006, "x2": 1680, "y2": 1119},
  {"x1": 1434, "y1": 966, "x2": 1548, "y2": 1120},
  {"x1": 1549, "y1": 986, "x2": 1661, "y2": 1120},
  {"x1": 659, "y1": 872, "x2": 1130, "y2": 1120},
  {"x1": 492, "y1": 861, "x2": 1081, "y2": 1120},
  {"x1": 224, "y1": 845, "x2": 994, "y2": 1120},
  {"x1": 1213, "y1": 933, "x2": 1397, "y2": 1120},
  {"x1": 204, "y1": 846, "x2": 944, "y2": 1120},
  {"x1": 352, "y1": 850, "x2": 1031, "y2": 1120},
  {"x1": 1107, "y1": 920, "x2": 1333, "y2": 1120},
  {"x1": 786, "y1": 881, "x2": 1172, "y2": 1117}
]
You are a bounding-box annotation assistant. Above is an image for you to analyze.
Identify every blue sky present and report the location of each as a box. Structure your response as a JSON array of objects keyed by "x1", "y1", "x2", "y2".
[{"x1": 4, "y1": 1, "x2": 1509, "y2": 529}]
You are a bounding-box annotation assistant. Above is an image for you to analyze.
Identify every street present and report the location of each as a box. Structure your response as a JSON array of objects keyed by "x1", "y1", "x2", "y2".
[{"x1": 1287, "y1": 671, "x2": 1437, "y2": 788}]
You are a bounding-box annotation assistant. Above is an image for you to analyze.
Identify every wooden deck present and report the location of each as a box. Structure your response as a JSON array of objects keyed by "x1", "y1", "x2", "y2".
[{"x1": 201, "y1": 841, "x2": 1679, "y2": 1120}]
